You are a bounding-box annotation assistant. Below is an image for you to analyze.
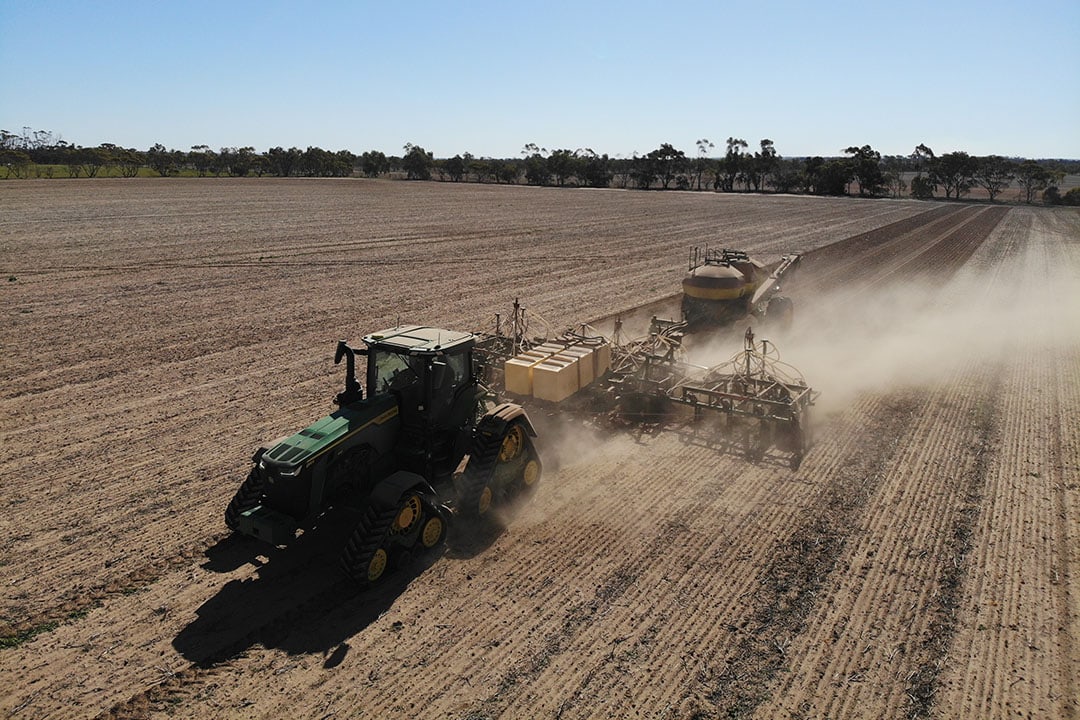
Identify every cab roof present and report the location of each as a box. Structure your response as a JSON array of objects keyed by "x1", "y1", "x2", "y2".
[{"x1": 362, "y1": 325, "x2": 475, "y2": 355}]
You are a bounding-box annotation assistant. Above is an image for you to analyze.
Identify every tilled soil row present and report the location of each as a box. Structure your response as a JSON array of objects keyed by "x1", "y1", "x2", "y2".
[{"x1": 705, "y1": 392, "x2": 924, "y2": 718}]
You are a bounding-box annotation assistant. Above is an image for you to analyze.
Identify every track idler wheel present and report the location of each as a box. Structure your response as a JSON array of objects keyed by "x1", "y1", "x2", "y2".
[{"x1": 419, "y1": 501, "x2": 449, "y2": 550}]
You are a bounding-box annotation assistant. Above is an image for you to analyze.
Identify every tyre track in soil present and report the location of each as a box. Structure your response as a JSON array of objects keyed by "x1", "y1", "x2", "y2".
[
  {"x1": 515, "y1": 395, "x2": 921, "y2": 720},
  {"x1": 756, "y1": 363, "x2": 1001, "y2": 719},
  {"x1": 73, "y1": 203, "x2": 1014, "y2": 719},
  {"x1": 679, "y1": 207, "x2": 1012, "y2": 717},
  {"x1": 934, "y1": 208, "x2": 1080, "y2": 719},
  {"x1": 748, "y1": 206, "x2": 1077, "y2": 720},
  {"x1": 749, "y1": 204, "x2": 1023, "y2": 719},
  {"x1": 0, "y1": 189, "x2": 926, "y2": 649}
]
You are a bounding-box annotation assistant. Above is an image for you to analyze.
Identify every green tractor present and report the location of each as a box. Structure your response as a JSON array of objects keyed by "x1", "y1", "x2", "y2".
[{"x1": 224, "y1": 325, "x2": 542, "y2": 584}]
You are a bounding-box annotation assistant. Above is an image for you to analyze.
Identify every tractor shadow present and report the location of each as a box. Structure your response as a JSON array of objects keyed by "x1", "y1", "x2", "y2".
[
  {"x1": 444, "y1": 515, "x2": 508, "y2": 560},
  {"x1": 173, "y1": 513, "x2": 442, "y2": 668}
]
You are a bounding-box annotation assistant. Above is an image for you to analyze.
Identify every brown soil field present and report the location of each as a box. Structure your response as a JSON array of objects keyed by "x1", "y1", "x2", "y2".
[{"x1": 1, "y1": 178, "x2": 1078, "y2": 720}]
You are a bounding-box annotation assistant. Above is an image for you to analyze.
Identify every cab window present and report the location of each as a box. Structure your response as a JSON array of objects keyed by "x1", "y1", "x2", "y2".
[{"x1": 371, "y1": 350, "x2": 421, "y2": 395}]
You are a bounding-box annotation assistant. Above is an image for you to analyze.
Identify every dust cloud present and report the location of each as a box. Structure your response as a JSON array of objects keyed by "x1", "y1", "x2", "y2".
[
  {"x1": 689, "y1": 245, "x2": 1080, "y2": 416},
  {"x1": 528, "y1": 408, "x2": 619, "y2": 476}
]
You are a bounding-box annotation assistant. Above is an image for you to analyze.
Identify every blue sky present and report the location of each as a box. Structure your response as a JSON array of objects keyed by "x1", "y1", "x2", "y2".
[{"x1": 2, "y1": 0, "x2": 1078, "y2": 159}]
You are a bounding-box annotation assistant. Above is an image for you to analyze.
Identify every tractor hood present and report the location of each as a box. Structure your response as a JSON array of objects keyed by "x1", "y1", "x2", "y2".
[{"x1": 262, "y1": 400, "x2": 399, "y2": 470}]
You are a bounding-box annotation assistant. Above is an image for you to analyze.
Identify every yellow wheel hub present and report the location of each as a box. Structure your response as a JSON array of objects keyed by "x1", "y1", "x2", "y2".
[
  {"x1": 393, "y1": 495, "x2": 422, "y2": 533},
  {"x1": 499, "y1": 425, "x2": 525, "y2": 462},
  {"x1": 478, "y1": 486, "x2": 493, "y2": 515},
  {"x1": 420, "y1": 516, "x2": 445, "y2": 548},
  {"x1": 523, "y1": 459, "x2": 540, "y2": 487},
  {"x1": 367, "y1": 548, "x2": 388, "y2": 582}
]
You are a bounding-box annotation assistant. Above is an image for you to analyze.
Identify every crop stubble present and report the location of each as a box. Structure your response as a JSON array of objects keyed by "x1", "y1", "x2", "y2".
[{"x1": 0, "y1": 179, "x2": 1076, "y2": 719}]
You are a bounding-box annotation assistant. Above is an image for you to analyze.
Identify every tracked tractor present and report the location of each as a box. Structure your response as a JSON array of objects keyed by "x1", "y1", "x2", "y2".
[{"x1": 224, "y1": 325, "x2": 542, "y2": 584}]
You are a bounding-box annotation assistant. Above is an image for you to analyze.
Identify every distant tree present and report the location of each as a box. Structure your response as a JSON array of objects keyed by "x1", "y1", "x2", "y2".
[
  {"x1": 117, "y1": 148, "x2": 142, "y2": 177},
  {"x1": 767, "y1": 158, "x2": 802, "y2": 194},
  {"x1": 908, "y1": 143, "x2": 937, "y2": 198},
  {"x1": 220, "y1": 146, "x2": 256, "y2": 176},
  {"x1": 882, "y1": 156, "x2": 908, "y2": 198},
  {"x1": 359, "y1": 150, "x2": 389, "y2": 178},
  {"x1": 97, "y1": 143, "x2": 121, "y2": 175},
  {"x1": 644, "y1": 143, "x2": 686, "y2": 190},
  {"x1": 0, "y1": 148, "x2": 31, "y2": 178},
  {"x1": 491, "y1": 159, "x2": 519, "y2": 184},
  {"x1": 546, "y1": 149, "x2": 577, "y2": 186},
  {"x1": 523, "y1": 152, "x2": 550, "y2": 185},
  {"x1": 973, "y1": 155, "x2": 1014, "y2": 202},
  {"x1": 1042, "y1": 185, "x2": 1061, "y2": 205},
  {"x1": 911, "y1": 143, "x2": 935, "y2": 176},
  {"x1": 804, "y1": 156, "x2": 851, "y2": 195},
  {"x1": 333, "y1": 149, "x2": 356, "y2": 176},
  {"x1": 78, "y1": 146, "x2": 108, "y2": 178},
  {"x1": 611, "y1": 156, "x2": 634, "y2": 189},
  {"x1": 292, "y1": 147, "x2": 353, "y2": 177},
  {"x1": 251, "y1": 154, "x2": 270, "y2": 177},
  {"x1": 716, "y1": 137, "x2": 748, "y2": 191},
  {"x1": 444, "y1": 154, "x2": 466, "y2": 182},
  {"x1": 521, "y1": 143, "x2": 546, "y2": 158},
  {"x1": 577, "y1": 149, "x2": 612, "y2": 188},
  {"x1": 629, "y1": 152, "x2": 657, "y2": 189},
  {"x1": 189, "y1": 145, "x2": 216, "y2": 176},
  {"x1": 147, "y1": 143, "x2": 175, "y2": 176},
  {"x1": 749, "y1": 139, "x2": 778, "y2": 192},
  {"x1": 468, "y1": 157, "x2": 491, "y2": 183},
  {"x1": 1062, "y1": 187, "x2": 1080, "y2": 206},
  {"x1": 843, "y1": 144, "x2": 885, "y2": 197},
  {"x1": 694, "y1": 138, "x2": 714, "y2": 190},
  {"x1": 266, "y1": 146, "x2": 301, "y2": 177},
  {"x1": 930, "y1": 151, "x2": 977, "y2": 199},
  {"x1": 910, "y1": 175, "x2": 936, "y2": 199},
  {"x1": 1014, "y1": 160, "x2": 1051, "y2": 204},
  {"x1": 401, "y1": 143, "x2": 433, "y2": 180}
]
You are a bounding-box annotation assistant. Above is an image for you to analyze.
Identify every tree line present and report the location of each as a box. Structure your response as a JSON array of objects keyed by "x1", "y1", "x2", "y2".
[{"x1": 3, "y1": 127, "x2": 1078, "y2": 205}]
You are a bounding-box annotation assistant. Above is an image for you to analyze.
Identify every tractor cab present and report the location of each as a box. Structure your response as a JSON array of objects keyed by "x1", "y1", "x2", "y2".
[
  {"x1": 362, "y1": 325, "x2": 475, "y2": 410},
  {"x1": 352, "y1": 326, "x2": 483, "y2": 476}
]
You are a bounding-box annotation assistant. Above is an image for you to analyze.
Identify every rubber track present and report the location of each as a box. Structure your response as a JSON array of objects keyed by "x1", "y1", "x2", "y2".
[
  {"x1": 458, "y1": 419, "x2": 508, "y2": 515},
  {"x1": 222, "y1": 468, "x2": 263, "y2": 532},
  {"x1": 338, "y1": 499, "x2": 398, "y2": 583}
]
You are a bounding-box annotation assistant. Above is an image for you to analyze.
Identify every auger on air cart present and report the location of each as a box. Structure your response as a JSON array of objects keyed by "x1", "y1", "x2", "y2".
[{"x1": 224, "y1": 325, "x2": 542, "y2": 584}]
